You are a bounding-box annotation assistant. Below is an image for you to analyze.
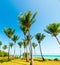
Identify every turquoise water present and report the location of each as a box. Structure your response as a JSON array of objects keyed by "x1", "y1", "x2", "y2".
[
  {"x1": 15, "y1": 55, "x2": 60, "y2": 59},
  {"x1": 33, "y1": 55, "x2": 60, "y2": 59}
]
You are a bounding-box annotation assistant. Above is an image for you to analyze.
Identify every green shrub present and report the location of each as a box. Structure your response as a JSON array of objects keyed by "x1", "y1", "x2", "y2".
[{"x1": 0, "y1": 51, "x2": 8, "y2": 57}]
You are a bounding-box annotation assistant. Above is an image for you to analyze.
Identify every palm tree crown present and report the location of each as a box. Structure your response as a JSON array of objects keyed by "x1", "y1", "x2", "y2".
[
  {"x1": 44, "y1": 23, "x2": 60, "y2": 37},
  {"x1": 2, "y1": 45, "x2": 7, "y2": 50},
  {"x1": 32, "y1": 43, "x2": 38, "y2": 49},
  {"x1": 18, "y1": 11, "x2": 37, "y2": 30},
  {"x1": 3, "y1": 28, "x2": 15, "y2": 38},
  {"x1": 35, "y1": 33, "x2": 45, "y2": 43},
  {"x1": 9, "y1": 42, "x2": 13, "y2": 48},
  {"x1": 12, "y1": 34, "x2": 19, "y2": 43},
  {"x1": 0, "y1": 41, "x2": 2, "y2": 46},
  {"x1": 44, "y1": 23, "x2": 60, "y2": 44},
  {"x1": 18, "y1": 42, "x2": 23, "y2": 48}
]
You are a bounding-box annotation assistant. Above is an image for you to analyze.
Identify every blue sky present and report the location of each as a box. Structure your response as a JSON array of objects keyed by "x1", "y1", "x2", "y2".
[{"x1": 0, "y1": 0, "x2": 60, "y2": 55}]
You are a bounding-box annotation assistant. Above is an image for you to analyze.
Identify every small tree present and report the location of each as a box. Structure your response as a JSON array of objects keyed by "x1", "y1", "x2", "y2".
[
  {"x1": 18, "y1": 42, "x2": 23, "y2": 58},
  {"x1": 32, "y1": 43, "x2": 38, "y2": 56},
  {"x1": 12, "y1": 34, "x2": 19, "y2": 57}
]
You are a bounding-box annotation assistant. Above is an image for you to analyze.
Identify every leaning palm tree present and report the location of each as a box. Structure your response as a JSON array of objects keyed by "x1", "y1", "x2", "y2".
[
  {"x1": 12, "y1": 34, "x2": 19, "y2": 57},
  {"x1": 18, "y1": 42, "x2": 23, "y2": 58},
  {"x1": 0, "y1": 41, "x2": 2, "y2": 51},
  {"x1": 32, "y1": 43, "x2": 38, "y2": 56},
  {"x1": 3, "y1": 28, "x2": 15, "y2": 60},
  {"x1": 35, "y1": 33, "x2": 45, "y2": 61},
  {"x1": 18, "y1": 11, "x2": 37, "y2": 65},
  {"x1": 2, "y1": 45, "x2": 7, "y2": 51},
  {"x1": 44, "y1": 23, "x2": 60, "y2": 45}
]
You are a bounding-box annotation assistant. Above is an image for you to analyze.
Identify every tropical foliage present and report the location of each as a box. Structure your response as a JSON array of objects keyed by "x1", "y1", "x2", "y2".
[
  {"x1": 0, "y1": 11, "x2": 60, "y2": 65},
  {"x1": 44, "y1": 23, "x2": 60, "y2": 44}
]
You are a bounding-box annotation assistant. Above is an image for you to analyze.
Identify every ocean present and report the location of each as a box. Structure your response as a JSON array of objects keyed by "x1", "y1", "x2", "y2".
[
  {"x1": 15, "y1": 55, "x2": 60, "y2": 59},
  {"x1": 33, "y1": 55, "x2": 60, "y2": 59}
]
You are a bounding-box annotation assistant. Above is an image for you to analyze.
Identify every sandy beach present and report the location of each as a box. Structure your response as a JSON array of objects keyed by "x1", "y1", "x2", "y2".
[{"x1": 0, "y1": 58, "x2": 60, "y2": 65}]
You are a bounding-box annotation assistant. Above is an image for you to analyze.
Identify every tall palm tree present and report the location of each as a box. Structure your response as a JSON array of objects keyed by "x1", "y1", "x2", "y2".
[
  {"x1": 2, "y1": 45, "x2": 7, "y2": 50},
  {"x1": 18, "y1": 17, "x2": 28, "y2": 61},
  {"x1": 12, "y1": 34, "x2": 19, "y2": 57},
  {"x1": 18, "y1": 42, "x2": 23, "y2": 58},
  {"x1": 3, "y1": 28, "x2": 15, "y2": 60},
  {"x1": 0, "y1": 41, "x2": 2, "y2": 51},
  {"x1": 18, "y1": 11, "x2": 37, "y2": 65},
  {"x1": 35, "y1": 33, "x2": 45, "y2": 61},
  {"x1": 32, "y1": 43, "x2": 38, "y2": 56},
  {"x1": 44, "y1": 23, "x2": 60, "y2": 45}
]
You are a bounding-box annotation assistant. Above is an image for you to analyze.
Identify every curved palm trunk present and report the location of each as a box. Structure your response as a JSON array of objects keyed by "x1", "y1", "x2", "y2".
[
  {"x1": 39, "y1": 43, "x2": 45, "y2": 61},
  {"x1": 55, "y1": 36, "x2": 60, "y2": 45},
  {"x1": 28, "y1": 31, "x2": 34, "y2": 65}
]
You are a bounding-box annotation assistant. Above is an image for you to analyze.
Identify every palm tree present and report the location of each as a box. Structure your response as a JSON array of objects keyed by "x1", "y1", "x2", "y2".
[
  {"x1": 44, "y1": 23, "x2": 60, "y2": 45},
  {"x1": 9, "y1": 42, "x2": 13, "y2": 48},
  {"x1": 23, "y1": 41, "x2": 27, "y2": 55},
  {"x1": 12, "y1": 34, "x2": 19, "y2": 57},
  {"x1": 9, "y1": 42, "x2": 13, "y2": 55},
  {"x1": 32, "y1": 43, "x2": 38, "y2": 56},
  {"x1": 18, "y1": 16, "x2": 28, "y2": 61},
  {"x1": 0, "y1": 41, "x2": 2, "y2": 51},
  {"x1": 35, "y1": 33, "x2": 45, "y2": 61},
  {"x1": 2, "y1": 45, "x2": 7, "y2": 50},
  {"x1": 25, "y1": 34, "x2": 30, "y2": 61},
  {"x1": 18, "y1": 11, "x2": 37, "y2": 65},
  {"x1": 3, "y1": 28, "x2": 15, "y2": 60},
  {"x1": 18, "y1": 42, "x2": 23, "y2": 58}
]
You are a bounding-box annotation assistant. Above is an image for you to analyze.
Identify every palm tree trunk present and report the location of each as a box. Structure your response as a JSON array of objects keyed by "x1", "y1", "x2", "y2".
[
  {"x1": 20, "y1": 48, "x2": 21, "y2": 58},
  {"x1": 24, "y1": 47, "x2": 25, "y2": 58},
  {"x1": 26, "y1": 46, "x2": 29, "y2": 62},
  {"x1": 34, "y1": 48, "x2": 36, "y2": 58},
  {"x1": 14, "y1": 43, "x2": 15, "y2": 57},
  {"x1": 39, "y1": 43, "x2": 45, "y2": 61},
  {"x1": 24, "y1": 35, "x2": 29, "y2": 61},
  {"x1": 28, "y1": 30, "x2": 34, "y2": 65},
  {"x1": 55, "y1": 36, "x2": 60, "y2": 45}
]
